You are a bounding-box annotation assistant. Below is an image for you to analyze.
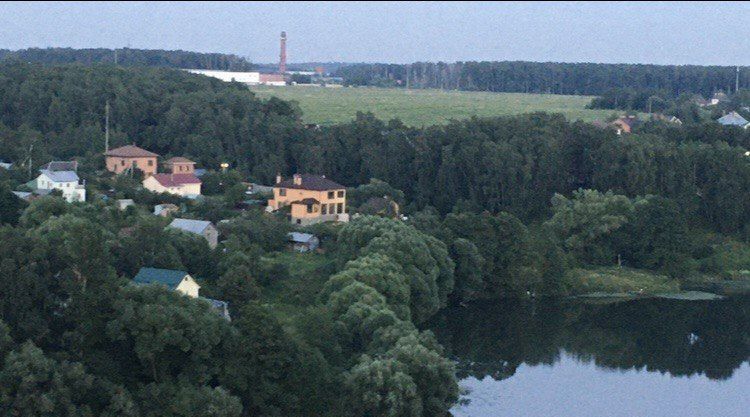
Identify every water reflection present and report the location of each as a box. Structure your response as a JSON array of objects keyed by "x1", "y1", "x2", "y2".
[{"x1": 427, "y1": 297, "x2": 750, "y2": 381}]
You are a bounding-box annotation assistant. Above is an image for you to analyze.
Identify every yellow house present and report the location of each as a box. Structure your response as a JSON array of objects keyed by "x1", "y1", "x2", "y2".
[
  {"x1": 267, "y1": 174, "x2": 349, "y2": 225},
  {"x1": 133, "y1": 267, "x2": 201, "y2": 298},
  {"x1": 143, "y1": 173, "x2": 202, "y2": 197}
]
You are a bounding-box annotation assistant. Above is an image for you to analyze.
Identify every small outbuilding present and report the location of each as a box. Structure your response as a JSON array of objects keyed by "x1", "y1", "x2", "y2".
[
  {"x1": 168, "y1": 218, "x2": 218, "y2": 249},
  {"x1": 287, "y1": 232, "x2": 320, "y2": 252},
  {"x1": 154, "y1": 203, "x2": 180, "y2": 217},
  {"x1": 116, "y1": 199, "x2": 135, "y2": 210}
]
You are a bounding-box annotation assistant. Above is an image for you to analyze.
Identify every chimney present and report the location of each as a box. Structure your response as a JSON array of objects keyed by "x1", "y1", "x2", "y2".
[
  {"x1": 293, "y1": 173, "x2": 302, "y2": 186},
  {"x1": 275, "y1": 173, "x2": 282, "y2": 184},
  {"x1": 279, "y1": 31, "x2": 287, "y2": 74}
]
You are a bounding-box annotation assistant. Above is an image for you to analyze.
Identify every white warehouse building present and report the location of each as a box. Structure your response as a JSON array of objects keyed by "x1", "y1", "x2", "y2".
[
  {"x1": 185, "y1": 69, "x2": 260, "y2": 83},
  {"x1": 184, "y1": 69, "x2": 286, "y2": 86}
]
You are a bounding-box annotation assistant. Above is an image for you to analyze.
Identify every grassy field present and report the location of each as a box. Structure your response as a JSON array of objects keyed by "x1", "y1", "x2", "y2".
[{"x1": 249, "y1": 85, "x2": 618, "y2": 127}]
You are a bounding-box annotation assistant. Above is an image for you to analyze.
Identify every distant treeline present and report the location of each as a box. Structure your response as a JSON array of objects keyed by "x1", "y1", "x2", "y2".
[
  {"x1": 0, "y1": 47, "x2": 255, "y2": 70},
  {"x1": 335, "y1": 61, "x2": 748, "y2": 97}
]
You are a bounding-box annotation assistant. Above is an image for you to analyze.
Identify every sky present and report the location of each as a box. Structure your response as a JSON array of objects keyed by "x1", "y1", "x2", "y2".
[{"x1": 2, "y1": 1, "x2": 750, "y2": 66}]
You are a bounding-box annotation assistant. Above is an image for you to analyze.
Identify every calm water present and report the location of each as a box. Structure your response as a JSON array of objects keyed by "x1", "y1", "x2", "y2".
[{"x1": 427, "y1": 297, "x2": 750, "y2": 417}]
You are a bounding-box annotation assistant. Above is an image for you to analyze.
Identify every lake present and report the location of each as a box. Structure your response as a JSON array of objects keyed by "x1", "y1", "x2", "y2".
[{"x1": 427, "y1": 297, "x2": 750, "y2": 417}]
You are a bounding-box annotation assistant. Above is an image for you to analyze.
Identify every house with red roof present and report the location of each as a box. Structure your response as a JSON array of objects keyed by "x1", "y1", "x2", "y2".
[{"x1": 143, "y1": 173, "x2": 202, "y2": 197}]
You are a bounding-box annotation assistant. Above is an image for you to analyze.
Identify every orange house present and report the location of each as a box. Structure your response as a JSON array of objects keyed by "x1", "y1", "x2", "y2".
[
  {"x1": 105, "y1": 145, "x2": 159, "y2": 176},
  {"x1": 267, "y1": 174, "x2": 349, "y2": 225},
  {"x1": 165, "y1": 157, "x2": 196, "y2": 174}
]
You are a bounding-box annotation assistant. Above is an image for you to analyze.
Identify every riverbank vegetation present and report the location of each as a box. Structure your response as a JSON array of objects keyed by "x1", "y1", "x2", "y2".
[{"x1": 1, "y1": 62, "x2": 750, "y2": 416}]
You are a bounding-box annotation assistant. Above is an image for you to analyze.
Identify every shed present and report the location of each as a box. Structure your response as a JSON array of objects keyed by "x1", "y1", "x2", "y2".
[
  {"x1": 116, "y1": 199, "x2": 135, "y2": 210},
  {"x1": 287, "y1": 232, "x2": 320, "y2": 252},
  {"x1": 168, "y1": 218, "x2": 218, "y2": 249}
]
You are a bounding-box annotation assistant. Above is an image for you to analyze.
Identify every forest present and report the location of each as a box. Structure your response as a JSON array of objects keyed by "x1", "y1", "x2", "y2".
[
  {"x1": 335, "y1": 61, "x2": 747, "y2": 97},
  {"x1": 1, "y1": 62, "x2": 750, "y2": 416},
  {"x1": 0, "y1": 47, "x2": 255, "y2": 70}
]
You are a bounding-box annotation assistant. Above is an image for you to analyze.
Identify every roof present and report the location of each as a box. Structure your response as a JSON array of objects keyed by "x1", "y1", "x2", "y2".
[
  {"x1": 169, "y1": 218, "x2": 214, "y2": 234},
  {"x1": 201, "y1": 297, "x2": 231, "y2": 320},
  {"x1": 151, "y1": 173, "x2": 202, "y2": 187},
  {"x1": 717, "y1": 111, "x2": 749, "y2": 127},
  {"x1": 105, "y1": 145, "x2": 159, "y2": 158},
  {"x1": 39, "y1": 161, "x2": 78, "y2": 172},
  {"x1": 612, "y1": 116, "x2": 639, "y2": 128},
  {"x1": 291, "y1": 198, "x2": 320, "y2": 205},
  {"x1": 133, "y1": 267, "x2": 190, "y2": 290},
  {"x1": 713, "y1": 91, "x2": 729, "y2": 101},
  {"x1": 39, "y1": 170, "x2": 79, "y2": 183},
  {"x1": 288, "y1": 232, "x2": 317, "y2": 243},
  {"x1": 276, "y1": 174, "x2": 344, "y2": 191},
  {"x1": 165, "y1": 157, "x2": 196, "y2": 164},
  {"x1": 12, "y1": 191, "x2": 32, "y2": 200}
]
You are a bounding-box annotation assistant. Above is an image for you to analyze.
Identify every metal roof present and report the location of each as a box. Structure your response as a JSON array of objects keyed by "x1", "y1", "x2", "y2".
[
  {"x1": 133, "y1": 267, "x2": 190, "y2": 290},
  {"x1": 169, "y1": 218, "x2": 214, "y2": 235},
  {"x1": 276, "y1": 174, "x2": 344, "y2": 191},
  {"x1": 717, "y1": 111, "x2": 749, "y2": 126},
  {"x1": 105, "y1": 145, "x2": 159, "y2": 158},
  {"x1": 40, "y1": 169, "x2": 79, "y2": 183},
  {"x1": 287, "y1": 232, "x2": 316, "y2": 243}
]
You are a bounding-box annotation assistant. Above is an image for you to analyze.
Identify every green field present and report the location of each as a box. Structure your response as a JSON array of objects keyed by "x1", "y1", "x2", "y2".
[{"x1": 249, "y1": 85, "x2": 618, "y2": 127}]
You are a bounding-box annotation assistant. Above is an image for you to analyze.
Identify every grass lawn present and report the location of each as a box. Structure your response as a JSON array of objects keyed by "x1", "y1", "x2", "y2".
[
  {"x1": 249, "y1": 85, "x2": 619, "y2": 127},
  {"x1": 564, "y1": 267, "x2": 680, "y2": 297}
]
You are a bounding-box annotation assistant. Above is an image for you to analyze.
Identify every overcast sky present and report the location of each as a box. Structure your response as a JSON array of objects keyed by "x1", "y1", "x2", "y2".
[{"x1": 2, "y1": 1, "x2": 750, "y2": 65}]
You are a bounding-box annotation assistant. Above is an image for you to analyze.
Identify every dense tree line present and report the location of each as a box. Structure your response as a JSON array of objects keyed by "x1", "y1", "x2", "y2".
[
  {"x1": 0, "y1": 47, "x2": 254, "y2": 70},
  {"x1": 335, "y1": 61, "x2": 748, "y2": 97}
]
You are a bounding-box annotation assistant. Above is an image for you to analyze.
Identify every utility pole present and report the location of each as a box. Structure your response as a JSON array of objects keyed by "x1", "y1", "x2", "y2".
[
  {"x1": 736, "y1": 66, "x2": 740, "y2": 93},
  {"x1": 105, "y1": 100, "x2": 110, "y2": 153},
  {"x1": 27, "y1": 144, "x2": 33, "y2": 179},
  {"x1": 405, "y1": 64, "x2": 410, "y2": 90}
]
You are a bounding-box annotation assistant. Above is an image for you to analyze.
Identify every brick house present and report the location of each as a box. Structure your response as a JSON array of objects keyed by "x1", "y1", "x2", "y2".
[
  {"x1": 105, "y1": 145, "x2": 159, "y2": 176},
  {"x1": 267, "y1": 174, "x2": 349, "y2": 225},
  {"x1": 164, "y1": 157, "x2": 196, "y2": 174}
]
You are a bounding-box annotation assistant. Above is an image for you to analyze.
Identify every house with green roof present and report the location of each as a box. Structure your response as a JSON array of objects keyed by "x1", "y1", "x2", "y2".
[{"x1": 133, "y1": 267, "x2": 201, "y2": 298}]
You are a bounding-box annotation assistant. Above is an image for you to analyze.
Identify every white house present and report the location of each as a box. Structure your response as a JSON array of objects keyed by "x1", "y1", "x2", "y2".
[
  {"x1": 143, "y1": 173, "x2": 202, "y2": 197},
  {"x1": 35, "y1": 170, "x2": 86, "y2": 203}
]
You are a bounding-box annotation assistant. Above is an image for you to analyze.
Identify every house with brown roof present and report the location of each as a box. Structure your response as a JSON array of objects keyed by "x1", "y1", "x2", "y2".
[
  {"x1": 267, "y1": 174, "x2": 349, "y2": 225},
  {"x1": 143, "y1": 173, "x2": 202, "y2": 197},
  {"x1": 609, "y1": 116, "x2": 641, "y2": 135},
  {"x1": 105, "y1": 145, "x2": 159, "y2": 176},
  {"x1": 165, "y1": 157, "x2": 196, "y2": 174}
]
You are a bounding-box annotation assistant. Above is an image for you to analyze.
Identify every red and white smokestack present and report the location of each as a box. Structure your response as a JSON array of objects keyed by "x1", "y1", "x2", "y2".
[{"x1": 279, "y1": 31, "x2": 287, "y2": 74}]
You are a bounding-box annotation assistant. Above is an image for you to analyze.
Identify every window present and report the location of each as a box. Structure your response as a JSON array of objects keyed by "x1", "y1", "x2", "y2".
[
  {"x1": 148, "y1": 160, "x2": 154, "y2": 166},
  {"x1": 121, "y1": 160, "x2": 125, "y2": 166},
  {"x1": 279, "y1": 188, "x2": 286, "y2": 196},
  {"x1": 337, "y1": 190, "x2": 344, "y2": 198},
  {"x1": 307, "y1": 204, "x2": 314, "y2": 213},
  {"x1": 328, "y1": 191, "x2": 334, "y2": 199},
  {"x1": 322, "y1": 204, "x2": 328, "y2": 215},
  {"x1": 337, "y1": 203, "x2": 343, "y2": 214}
]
